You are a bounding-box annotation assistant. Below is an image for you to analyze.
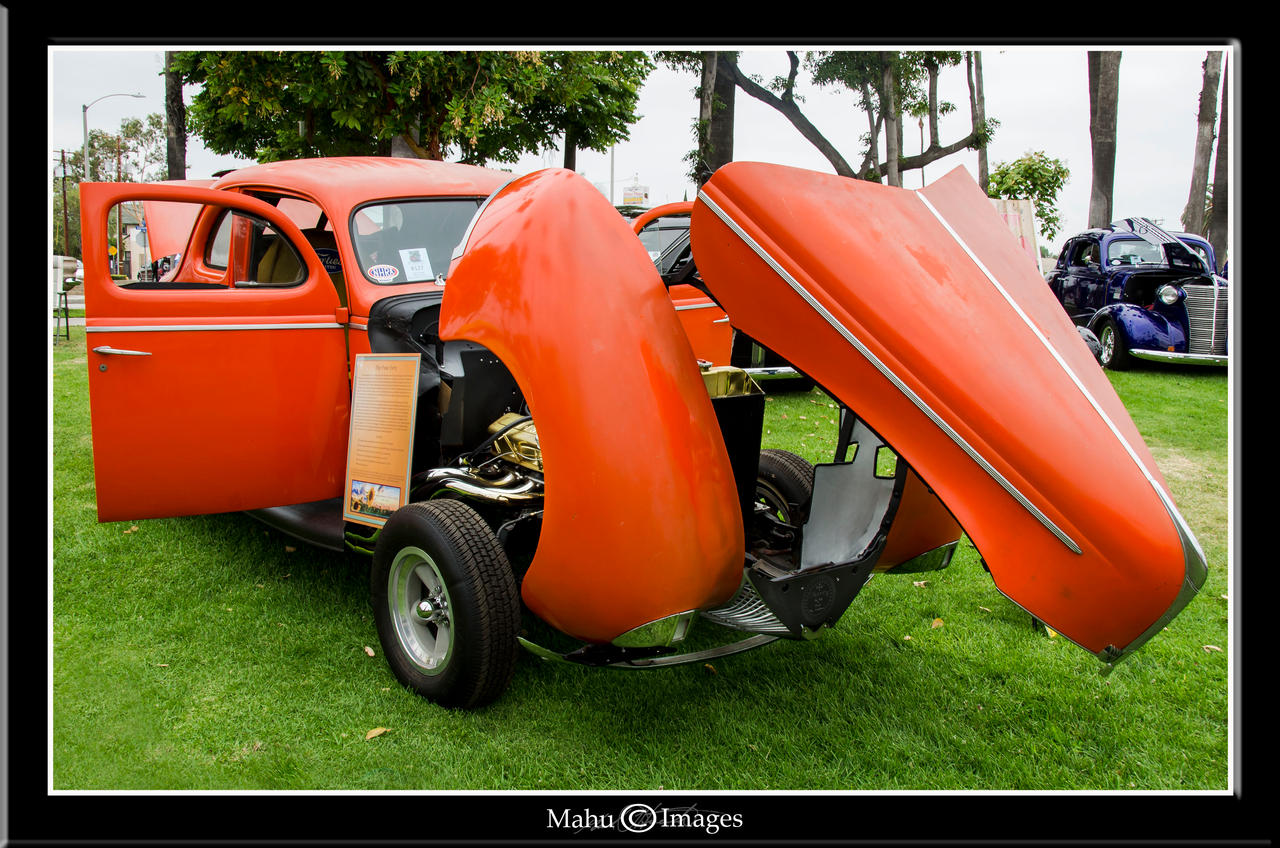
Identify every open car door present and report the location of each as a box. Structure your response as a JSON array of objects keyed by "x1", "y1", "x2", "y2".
[
  {"x1": 691, "y1": 163, "x2": 1207, "y2": 663},
  {"x1": 82, "y1": 183, "x2": 351, "y2": 522}
]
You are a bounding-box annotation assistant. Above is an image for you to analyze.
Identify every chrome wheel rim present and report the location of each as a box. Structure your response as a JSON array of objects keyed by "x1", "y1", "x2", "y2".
[
  {"x1": 1099, "y1": 325, "x2": 1115, "y2": 364},
  {"x1": 756, "y1": 480, "x2": 793, "y2": 523},
  {"x1": 388, "y1": 546, "x2": 454, "y2": 676}
]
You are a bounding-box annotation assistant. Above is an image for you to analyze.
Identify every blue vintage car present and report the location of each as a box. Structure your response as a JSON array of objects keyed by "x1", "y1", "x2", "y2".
[{"x1": 1045, "y1": 218, "x2": 1228, "y2": 369}]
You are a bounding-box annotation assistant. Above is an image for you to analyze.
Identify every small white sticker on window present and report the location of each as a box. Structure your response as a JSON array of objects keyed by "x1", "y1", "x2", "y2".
[
  {"x1": 399, "y1": 248, "x2": 433, "y2": 282},
  {"x1": 367, "y1": 263, "x2": 400, "y2": 283}
]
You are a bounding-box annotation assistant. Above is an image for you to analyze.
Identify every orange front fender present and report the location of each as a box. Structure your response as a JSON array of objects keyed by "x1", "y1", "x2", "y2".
[{"x1": 439, "y1": 169, "x2": 744, "y2": 643}]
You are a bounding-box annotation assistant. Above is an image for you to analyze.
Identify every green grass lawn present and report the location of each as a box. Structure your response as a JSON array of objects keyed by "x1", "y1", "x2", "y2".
[{"x1": 50, "y1": 328, "x2": 1231, "y2": 791}]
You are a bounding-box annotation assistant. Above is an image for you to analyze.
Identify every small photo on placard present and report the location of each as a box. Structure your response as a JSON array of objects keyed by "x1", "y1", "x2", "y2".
[{"x1": 399, "y1": 247, "x2": 433, "y2": 281}]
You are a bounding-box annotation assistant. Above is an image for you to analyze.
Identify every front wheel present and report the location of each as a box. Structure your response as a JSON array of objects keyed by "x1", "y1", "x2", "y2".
[
  {"x1": 371, "y1": 500, "x2": 521, "y2": 709},
  {"x1": 1096, "y1": 316, "x2": 1132, "y2": 371},
  {"x1": 756, "y1": 449, "x2": 815, "y2": 524}
]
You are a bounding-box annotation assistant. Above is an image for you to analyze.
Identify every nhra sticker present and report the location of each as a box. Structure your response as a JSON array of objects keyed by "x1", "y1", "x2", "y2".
[
  {"x1": 366, "y1": 263, "x2": 400, "y2": 282},
  {"x1": 314, "y1": 248, "x2": 343, "y2": 274}
]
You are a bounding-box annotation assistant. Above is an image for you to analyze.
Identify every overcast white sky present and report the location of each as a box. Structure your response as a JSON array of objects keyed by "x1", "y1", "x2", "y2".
[{"x1": 48, "y1": 44, "x2": 1236, "y2": 255}]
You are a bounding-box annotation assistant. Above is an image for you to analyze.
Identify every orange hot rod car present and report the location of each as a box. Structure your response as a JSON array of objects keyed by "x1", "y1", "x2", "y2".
[{"x1": 79, "y1": 158, "x2": 1206, "y2": 708}]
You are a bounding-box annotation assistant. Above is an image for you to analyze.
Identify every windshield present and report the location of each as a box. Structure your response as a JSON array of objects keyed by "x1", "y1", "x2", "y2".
[
  {"x1": 351, "y1": 198, "x2": 484, "y2": 284},
  {"x1": 637, "y1": 216, "x2": 689, "y2": 263},
  {"x1": 1106, "y1": 237, "x2": 1212, "y2": 271}
]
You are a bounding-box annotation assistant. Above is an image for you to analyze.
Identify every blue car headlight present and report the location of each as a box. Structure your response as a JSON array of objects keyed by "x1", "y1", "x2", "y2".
[{"x1": 1157, "y1": 284, "x2": 1184, "y2": 306}]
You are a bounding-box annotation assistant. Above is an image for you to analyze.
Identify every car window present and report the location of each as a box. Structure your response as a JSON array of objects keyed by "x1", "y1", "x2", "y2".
[
  {"x1": 350, "y1": 198, "x2": 484, "y2": 284},
  {"x1": 204, "y1": 209, "x2": 306, "y2": 287},
  {"x1": 1184, "y1": 242, "x2": 1213, "y2": 271},
  {"x1": 1106, "y1": 239, "x2": 1163, "y2": 266},
  {"x1": 1069, "y1": 241, "x2": 1100, "y2": 267},
  {"x1": 637, "y1": 215, "x2": 690, "y2": 266}
]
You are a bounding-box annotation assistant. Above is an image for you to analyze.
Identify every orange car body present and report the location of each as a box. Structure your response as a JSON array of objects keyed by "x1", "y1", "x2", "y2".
[{"x1": 79, "y1": 157, "x2": 1204, "y2": 663}]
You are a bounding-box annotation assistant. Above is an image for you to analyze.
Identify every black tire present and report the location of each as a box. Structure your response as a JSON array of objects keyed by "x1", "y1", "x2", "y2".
[
  {"x1": 1095, "y1": 316, "x2": 1132, "y2": 371},
  {"x1": 371, "y1": 500, "x2": 521, "y2": 709},
  {"x1": 756, "y1": 449, "x2": 815, "y2": 525},
  {"x1": 765, "y1": 376, "x2": 817, "y2": 394}
]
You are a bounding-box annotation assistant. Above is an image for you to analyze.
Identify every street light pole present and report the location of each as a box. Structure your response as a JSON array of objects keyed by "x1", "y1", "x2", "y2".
[{"x1": 82, "y1": 92, "x2": 144, "y2": 183}]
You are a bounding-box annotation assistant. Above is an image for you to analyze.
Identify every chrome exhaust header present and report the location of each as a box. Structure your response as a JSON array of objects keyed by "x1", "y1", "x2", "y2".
[{"x1": 421, "y1": 466, "x2": 543, "y2": 504}]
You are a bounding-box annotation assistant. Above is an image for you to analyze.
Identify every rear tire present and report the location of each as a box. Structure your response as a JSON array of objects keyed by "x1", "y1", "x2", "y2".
[{"x1": 371, "y1": 500, "x2": 520, "y2": 709}]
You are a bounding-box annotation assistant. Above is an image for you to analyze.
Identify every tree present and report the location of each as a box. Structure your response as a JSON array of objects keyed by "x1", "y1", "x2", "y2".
[
  {"x1": 717, "y1": 51, "x2": 996, "y2": 187},
  {"x1": 165, "y1": 51, "x2": 188, "y2": 180},
  {"x1": 169, "y1": 50, "x2": 653, "y2": 166},
  {"x1": 54, "y1": 115, "x2": 168, "y2": 258},
  {"x1": 987, "y1": 152, "x2": 1071, "y2": 240},
  {"x1": 1086, "y1": 51, "x2": 1122, "y2": 228},
  {"x1": 655, "y1": 51, "x2": 738, "y2": 187},
  {"x1": 1206, "y1": 61, "x2": 1229, "y2": 271},
  {"x1": 1181, "y1": 51, "x2": 1222, "y2": 235}
]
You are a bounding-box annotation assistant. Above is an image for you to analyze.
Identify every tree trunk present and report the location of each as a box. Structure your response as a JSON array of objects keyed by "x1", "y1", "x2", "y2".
[
  {"x1": 881, "y1": 58, "x2": 900, "y2": 187},
  {"x1": 164, "y1": 51, "x2": 188, "y2": 180},
  {"x1": 1182, "y1": 51, "x2": 1222, "y2": 235},
  {"x1": 1087, "y1": 51, "x2": 1122, "y2": 228},
  {"x1": 1206, "y1": 62, "x2": 1229, "y2": 271},
  {"x1": 562, "y1": 126, "x2": 577, "y2": 171},
  {"x1": 973, "y1": 51, "x2": 988, "y2": 191},
  {"x1": 707, "y1": 52, "x2": 736, "y2": 177},
  {"x1": 695, "y1": 51, "x2": 718, "y2": 186},
  {"x1": 858, "y1": 83, "x2": 882, "y2": 182}
]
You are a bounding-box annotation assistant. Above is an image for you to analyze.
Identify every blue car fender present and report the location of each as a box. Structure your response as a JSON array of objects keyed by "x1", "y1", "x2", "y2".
[{"x1": 1089, "y1": 303, "x2": 1188, "y2": 354}]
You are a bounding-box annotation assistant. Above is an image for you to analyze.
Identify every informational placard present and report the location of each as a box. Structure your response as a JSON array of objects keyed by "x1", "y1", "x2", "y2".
[{"x1": 343, "y1": 353, "x2": 421, "y2": 528}]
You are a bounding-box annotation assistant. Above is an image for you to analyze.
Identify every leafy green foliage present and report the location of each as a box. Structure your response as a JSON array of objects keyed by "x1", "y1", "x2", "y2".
[
  {"x1": 988, "y1": 151, "x2": 1071, "y2": 240},
  {"x1": 169, "y1": 50, "x2": 653, "y2": 165}
]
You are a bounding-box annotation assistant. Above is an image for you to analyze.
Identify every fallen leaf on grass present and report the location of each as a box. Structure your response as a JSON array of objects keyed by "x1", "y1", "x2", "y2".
[
  {"x1": 931, "y1": 618, "x2": 944, "y2": 629},
  {"x1": 912, "y1": 581, "x2": 929, "y2": 588},
  {"x1": 903, "y1": 635, "x2": 912, "y2": 641},
  {"x1": 703, "y1": 663, "x2": 716, "y2": 676},
  {"x1": 284, "y1": 545, "x2": 297, "y2": 553},
  {"x1": 364, "y1": 646, "x2": 376, "y2": 657},
  {"x1": 1202, "y1": 645, "x2": 1223, "y2": 653},
  {"x1": 365, "y1": 727, "x2": 389, "y2": 740},
  {"x1": 978, "y1": 606, "x2": 992, "y2": 613},
  {"x1": 123, "y1": 525, "x2": 139, "y2": 535}
]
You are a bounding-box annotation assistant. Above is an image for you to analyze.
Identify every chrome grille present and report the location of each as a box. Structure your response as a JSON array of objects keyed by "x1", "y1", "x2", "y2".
[
  {"x1": 701, "y1": 577, "x2": 791, "y2": 635},
  {"x1": 1183, "y1": 284, "x2": 1228, "y2": 355}
]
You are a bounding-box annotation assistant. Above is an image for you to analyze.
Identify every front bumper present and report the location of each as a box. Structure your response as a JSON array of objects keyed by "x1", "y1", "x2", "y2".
[{"x1": 1129, "y1": 349, "x2": 1228, "y2": 366}]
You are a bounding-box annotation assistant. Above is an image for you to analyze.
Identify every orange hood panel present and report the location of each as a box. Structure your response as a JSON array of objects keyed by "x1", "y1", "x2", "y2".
[{"x1": 692, "y1": 162, "x2": 1206, "y2": 660}]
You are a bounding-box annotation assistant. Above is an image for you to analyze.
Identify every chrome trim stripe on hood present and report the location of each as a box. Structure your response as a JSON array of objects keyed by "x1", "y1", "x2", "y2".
[
  {"x1": 697, "y1": 189, "x2": 1082, "y2": 555},
  {"x1": 914, "y1": 193, "x2": 1208, "y2": 583}
]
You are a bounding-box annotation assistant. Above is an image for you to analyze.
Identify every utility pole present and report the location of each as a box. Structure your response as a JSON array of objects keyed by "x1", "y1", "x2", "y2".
[
  {"x1": 116, "y1": 137, "x2": 123, "y2": 276},
  {"x1": 60, "y1": 150, "x2": 71, "y2": 256}
]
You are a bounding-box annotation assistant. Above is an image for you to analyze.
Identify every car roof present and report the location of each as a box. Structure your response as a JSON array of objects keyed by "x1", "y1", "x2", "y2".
[
  {"x1": 1078, "y1": 225, "x2": 1206, "y2": 245},
  {"x1": 210, "y1": 157, "x2": 513, "y2": 207}
]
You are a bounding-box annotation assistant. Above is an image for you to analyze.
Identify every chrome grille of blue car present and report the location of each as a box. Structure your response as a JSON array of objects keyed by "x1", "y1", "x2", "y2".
[{"x1": 1183, "y1": 284, "x2": 1228, "y2": 355}]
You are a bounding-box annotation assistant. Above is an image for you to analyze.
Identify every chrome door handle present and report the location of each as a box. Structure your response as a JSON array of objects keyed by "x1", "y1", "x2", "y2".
[
  {"x1": 93, "y1": 346, "x2": 152, "y2": 356},
  {"x1": 713, "y1": 316, "x2": 731, "y2": 324}
]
